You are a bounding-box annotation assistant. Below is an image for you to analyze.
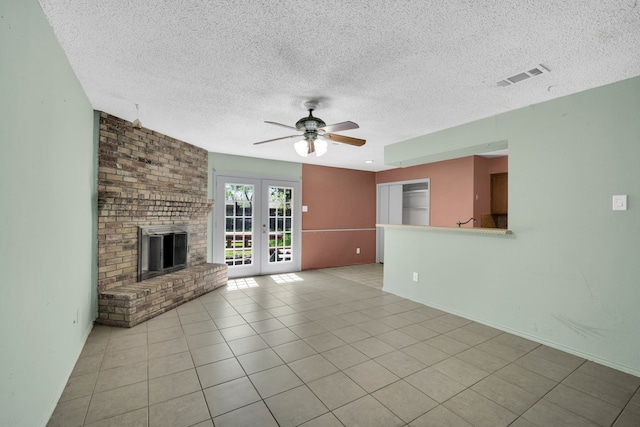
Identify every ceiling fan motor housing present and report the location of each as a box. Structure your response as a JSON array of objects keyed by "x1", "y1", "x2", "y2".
[{"x1": 296, "y1": 110, "x2": 326, "y2": 132}]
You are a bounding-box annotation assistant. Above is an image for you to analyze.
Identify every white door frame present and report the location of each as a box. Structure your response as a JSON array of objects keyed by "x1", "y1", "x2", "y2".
[
  {"x1": 259, "y1": 179, "x2": 302, "y2": 275},
  {"x1": 213, "y1": 173, "x2": 301, "y2": 278}
]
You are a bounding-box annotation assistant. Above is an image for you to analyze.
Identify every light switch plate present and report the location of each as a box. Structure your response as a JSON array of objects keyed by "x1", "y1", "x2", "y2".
[
  {"x1": 302, "y1": 205, "x2": 308, "y2": 212},
  {"x1": 613, "y1": 195, "x2": 627, "y2": 211}
]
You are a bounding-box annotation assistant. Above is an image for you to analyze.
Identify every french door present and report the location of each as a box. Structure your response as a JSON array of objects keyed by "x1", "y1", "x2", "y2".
[{"x1": 214, "y1": 175, "x2": 301, "y2": 278}]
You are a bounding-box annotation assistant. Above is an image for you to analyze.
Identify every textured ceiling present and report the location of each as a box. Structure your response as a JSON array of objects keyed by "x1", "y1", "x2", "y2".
[{"x1": 38, "y1": 0, "x2": 640, "y2": 171}]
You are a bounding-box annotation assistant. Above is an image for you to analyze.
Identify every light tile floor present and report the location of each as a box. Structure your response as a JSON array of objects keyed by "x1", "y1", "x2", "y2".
[{"x1": 48, "y1": 264, "x2": 640, "y2": 427}]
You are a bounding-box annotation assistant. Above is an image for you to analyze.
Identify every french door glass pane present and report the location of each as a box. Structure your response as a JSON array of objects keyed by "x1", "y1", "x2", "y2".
[
  {"x1": 225, "y1": 183, "x2": 254, "y2": 266},
  {"x1": 268, "y1": 186, "x2": 293, "y2": 264}
]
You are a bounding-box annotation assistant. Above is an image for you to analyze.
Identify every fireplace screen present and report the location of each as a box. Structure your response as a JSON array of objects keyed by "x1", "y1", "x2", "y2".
[{"x1": 138, "y1": 225, "x2": 189, "y2": 281}]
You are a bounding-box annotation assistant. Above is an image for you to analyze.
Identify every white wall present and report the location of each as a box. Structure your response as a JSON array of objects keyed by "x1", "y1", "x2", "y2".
[
  {"x1": 0, "y1": 1, "x2": 97, "y2": 425},
  {"x1": 383, "y1": 76, "x2": 640, "y2": 376}
]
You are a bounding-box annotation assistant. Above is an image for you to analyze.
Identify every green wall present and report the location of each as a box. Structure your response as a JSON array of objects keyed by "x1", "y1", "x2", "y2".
[
  {"x1": 0, "y1": 1, "x2": 97, "y2": 425},
  {"x1": 207, "y1": 153, "x2": 302, "y2": 261},
  {"x1": 382, "y1": 76, "x2": 640, "y2": 375},
  {"x1": 208, "y1": 153, "x2": 302, "y2": 186}
]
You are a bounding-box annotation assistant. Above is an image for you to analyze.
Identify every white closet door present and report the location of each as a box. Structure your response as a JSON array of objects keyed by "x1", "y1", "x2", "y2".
[{"x1": 376, "y1": 184, "x2": 403, "y2": 263}]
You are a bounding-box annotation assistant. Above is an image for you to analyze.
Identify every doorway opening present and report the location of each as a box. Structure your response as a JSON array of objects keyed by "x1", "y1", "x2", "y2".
[{"x1": 376, "y1": 179, "x2": 430, "y2": 263}]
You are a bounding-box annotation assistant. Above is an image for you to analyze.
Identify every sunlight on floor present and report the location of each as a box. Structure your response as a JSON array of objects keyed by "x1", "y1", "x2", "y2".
[
  {"x1": 227, "y1": 277, "x2": 260, "y2": 290},
  {"x1": 270, "y1": 273, "x2": 304, "y2": 284}
]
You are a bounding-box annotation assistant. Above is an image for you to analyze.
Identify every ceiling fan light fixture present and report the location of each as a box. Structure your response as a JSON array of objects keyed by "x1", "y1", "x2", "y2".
[
  {"x1": 315, "y1": 138, "x2": 328, "y2": 156},
  {"x1": 293, "y1": 137, "x2": 327, "y2": 157},
  {"x1": 294, "y1": 140, "x2": 310, "y2": 157}
]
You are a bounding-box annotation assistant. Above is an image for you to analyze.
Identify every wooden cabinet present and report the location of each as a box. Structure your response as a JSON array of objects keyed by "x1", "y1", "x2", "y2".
[
  {"x1": 482, "y1": 173, "x2": 508, "y2": 229},
  {"x1": 481, "y1": 213, "x2": 508, "y2": 229},
  {"x1": 491, "y1": 173, "x2": 508, "y2": 214}
]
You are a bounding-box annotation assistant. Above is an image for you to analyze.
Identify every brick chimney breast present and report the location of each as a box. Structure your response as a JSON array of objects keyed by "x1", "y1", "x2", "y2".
[{"x1": 96, "y1": 113, "x2": 226, "y2": 327}]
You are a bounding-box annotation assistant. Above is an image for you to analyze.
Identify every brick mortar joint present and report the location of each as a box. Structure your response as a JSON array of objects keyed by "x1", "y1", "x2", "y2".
[
  {"x1": 97, "y1": 195, "x2": 214, "y2": 216},
  {"x1": 98, "y1": 193, "x2": 213, "y2": 205}
]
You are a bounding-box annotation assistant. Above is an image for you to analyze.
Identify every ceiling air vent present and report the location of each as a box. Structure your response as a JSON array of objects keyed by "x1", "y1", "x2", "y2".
[
  {"x1": 508, "y1": 72, "x2": 530, "y2": 84},
  {"x1": 497, "y1": 64, "x2": 550, "y2": 87}
]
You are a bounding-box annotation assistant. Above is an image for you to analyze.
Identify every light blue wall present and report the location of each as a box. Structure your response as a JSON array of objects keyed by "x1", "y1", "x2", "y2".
[
  {"x1": 0, "y1": 1, "x2": 97, "y2": 425},
  {"x1": 207, "y1": 153, "x2": 302, "y2": 261},
  {"x1": 382, "y1": 76, "x2": 640, "y2": 375}
]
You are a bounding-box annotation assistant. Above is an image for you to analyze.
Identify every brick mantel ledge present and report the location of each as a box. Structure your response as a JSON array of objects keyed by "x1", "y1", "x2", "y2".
[{"x1": 98, "y1": 192, "x2": 214, "y2": 219}]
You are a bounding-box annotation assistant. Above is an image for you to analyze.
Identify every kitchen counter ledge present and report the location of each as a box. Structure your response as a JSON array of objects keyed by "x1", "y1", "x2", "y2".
[{"x1": 376, "y1": 224, "x2": 512, "y2": 235}]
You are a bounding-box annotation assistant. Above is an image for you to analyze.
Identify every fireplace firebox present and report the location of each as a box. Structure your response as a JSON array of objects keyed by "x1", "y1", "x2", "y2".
[{"x1": 138, "y1": 225, "x2": 190, "y2": 281}]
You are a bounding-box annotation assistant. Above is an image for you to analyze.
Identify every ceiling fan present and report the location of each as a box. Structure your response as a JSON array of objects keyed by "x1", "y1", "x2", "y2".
[{"x1": 254, "y1": 106, "x2": 366, "y2": 157}]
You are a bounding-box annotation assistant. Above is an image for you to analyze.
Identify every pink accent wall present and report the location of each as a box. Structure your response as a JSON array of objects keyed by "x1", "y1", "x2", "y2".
[
  {"x1": 301, "y1": 164, "x2": 376, "y2": 269},
  {"x1": 488, "y1": 156, "x2": 508, "y2": 174},
  {"x1": 376, "y1": 157, "x2": 476, "y2": 227},
  {"x1": 302, "y1": 231, "x2": 376, "y2": 270},
  {"x1": 300, "y1": 156, "x2": 508, "y2": 269}
]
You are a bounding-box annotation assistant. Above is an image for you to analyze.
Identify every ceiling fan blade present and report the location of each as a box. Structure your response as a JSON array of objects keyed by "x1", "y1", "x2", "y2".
[
  {"x1": 326, "y1": 133, "x2": 366, "y2": 146},
  {"x1": 253, "y1": 134, "x2": 302, "y2": 145},
  {"x1": 265, "y1": 121, "x2": 297, "y2": 131},
  {"x1": 320, "y1": 121, "x2": 359, "y2": 132}
]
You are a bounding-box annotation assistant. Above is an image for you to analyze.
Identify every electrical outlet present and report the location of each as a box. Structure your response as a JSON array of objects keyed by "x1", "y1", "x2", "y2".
[
  {"x1": 412, "y1": 272, "x2": 419, "y2": 282},
  {"x1": 356, "y1": 248, "x2": 361, "y2": 254}
]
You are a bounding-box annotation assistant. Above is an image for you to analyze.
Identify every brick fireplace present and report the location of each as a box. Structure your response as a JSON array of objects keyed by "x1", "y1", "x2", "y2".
[{"x1": 97, "y1": 113, "x2": 227, "y2": 327}]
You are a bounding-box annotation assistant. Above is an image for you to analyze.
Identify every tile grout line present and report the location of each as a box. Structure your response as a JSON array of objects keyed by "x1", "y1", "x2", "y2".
[
  {"x1": 52, "y1": 266, "x2": 640, "y2": 427},
  {"x1": 596, "y1": 374, "x2": 640, "y2": 427},
  {"x1": 502, "y1": 347, "x2": 588, "y2": 427}
]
